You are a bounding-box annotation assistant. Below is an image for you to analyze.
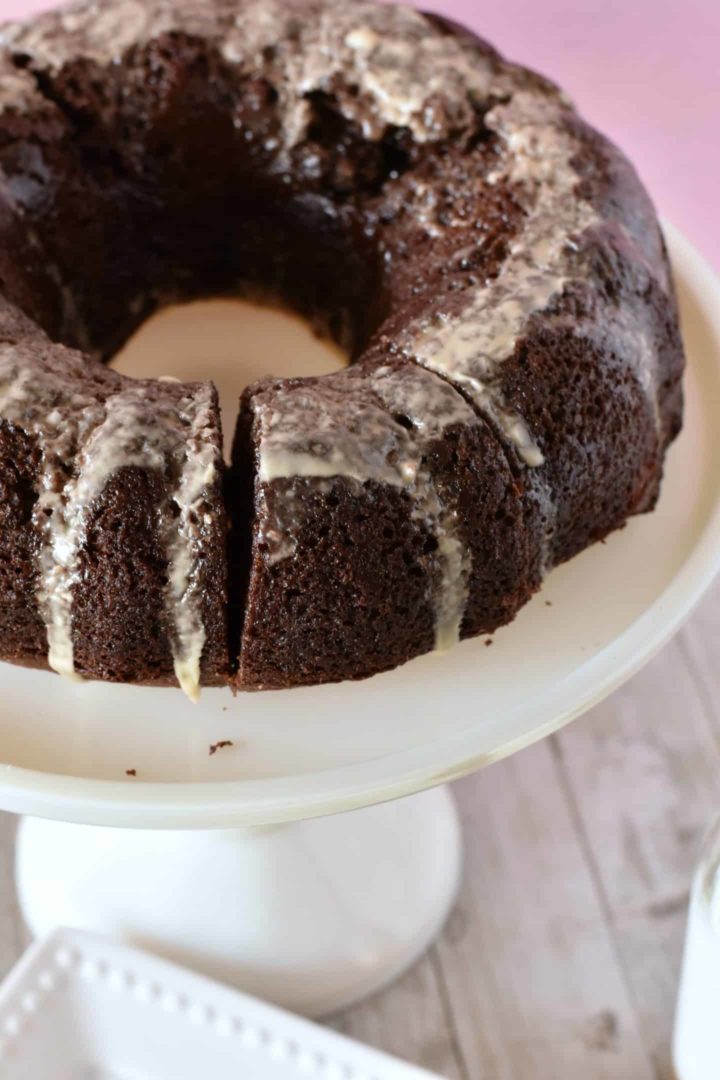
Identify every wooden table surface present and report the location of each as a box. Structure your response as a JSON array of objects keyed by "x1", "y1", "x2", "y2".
[{"x1": 0, "y1": 577, "x2": 717, "y2": 1079}]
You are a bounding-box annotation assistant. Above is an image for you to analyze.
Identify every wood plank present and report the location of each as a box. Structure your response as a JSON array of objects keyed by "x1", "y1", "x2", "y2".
[
  {"x1": 611, "y1": 908, "x2": 688, "y2": 1080},
  {"x1": 554, "y1": 632, "x2": 720, "y2": 1076},
  {"x1": 431, "y1": 745, "x2": 655, "y2": 1080},
  {"x1": 555, "y1": 638, "x2": 720, "y2": 915},
  {"x1": 331, "y1": 949, "x2": 466, "y2": 1078}
]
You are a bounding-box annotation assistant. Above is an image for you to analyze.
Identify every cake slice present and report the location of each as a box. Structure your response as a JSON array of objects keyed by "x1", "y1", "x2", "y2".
[
  {"x1": 231, "y1": 360, "x2": 543, "y2": 690},
  {"x1": 0, "y1": 298, "x2": 228, "y2": 698}
]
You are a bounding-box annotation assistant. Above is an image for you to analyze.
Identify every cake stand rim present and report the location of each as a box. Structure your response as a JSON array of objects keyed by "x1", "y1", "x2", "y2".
[{"x1": 0, "y1": 219, "x2": 717, "y2": 829}]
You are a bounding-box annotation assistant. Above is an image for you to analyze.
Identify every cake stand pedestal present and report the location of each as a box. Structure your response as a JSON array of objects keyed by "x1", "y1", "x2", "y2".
[
  {"x1": 1, "y1": 223, "x2": 719, "y2": 1019},
  {"x1": 16, "y1": 787, "x2": 461, "y2": 1018}
]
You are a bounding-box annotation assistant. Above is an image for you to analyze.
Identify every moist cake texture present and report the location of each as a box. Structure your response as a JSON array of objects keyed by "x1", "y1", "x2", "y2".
[{"x1": 0, "y1": 0, "x2": 684, "y2": 695}]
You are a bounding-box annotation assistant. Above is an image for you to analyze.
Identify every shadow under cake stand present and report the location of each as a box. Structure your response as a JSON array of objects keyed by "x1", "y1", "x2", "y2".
[{"x1": 3, "y1": 222, "x2": 720, "y2": 1018}]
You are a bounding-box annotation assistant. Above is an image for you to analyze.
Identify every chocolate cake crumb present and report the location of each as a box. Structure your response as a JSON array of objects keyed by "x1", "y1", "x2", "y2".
[
  {"x1": 209, "y1": 740, "x2": 234, "y2": 756},
  {"x1": 485, "y1": 638, "x2": 493, "y2": 647},
  {"x1": 125, "y1": 768, "x2": 137, "y2": 776}
]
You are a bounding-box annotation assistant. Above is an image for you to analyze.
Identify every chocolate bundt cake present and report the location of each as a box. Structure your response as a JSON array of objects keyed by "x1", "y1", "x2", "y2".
[{"x1": 0, "y1": 0, "x2": 684, "y2": 698}]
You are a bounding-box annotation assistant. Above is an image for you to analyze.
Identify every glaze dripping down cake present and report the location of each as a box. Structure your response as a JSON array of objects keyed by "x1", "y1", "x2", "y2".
[{"x1": 0, "y1": 0, "x2": 684, "y2": 697}]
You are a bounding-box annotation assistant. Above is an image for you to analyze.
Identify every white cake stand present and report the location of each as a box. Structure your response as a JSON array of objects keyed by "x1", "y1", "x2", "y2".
[{"x1": 4, "y1": 223, "x2": 720, "y2": 1018}]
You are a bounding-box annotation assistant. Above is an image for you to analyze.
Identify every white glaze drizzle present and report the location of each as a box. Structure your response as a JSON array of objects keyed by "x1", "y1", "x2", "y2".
[
  {"x1": 255, "y1": 366, "x2": 476, "y2": 651},
  {"x1": 406, "y1": 92, "x2": 599, "y2": 468},
  {"x1": 231, "y1": 2, "x2": 497, "y2": 148},
  {"x1": 257, "y1": 386, "x2": 416, "y2": 488},
  {"x1": 0, "y1": 0, "x2": 186, "y2": 72},
  {"x1": 40, "y1": 387, "x2": 168, "y2": 679},
  {"x1": 0, "y1": 343, "x2": 218, "y2": 700},
  {"x1": 256, "y1": 384, "x2": 412, "y2": 568},
  {"x1": 370, "y1": 366, "x2": 475, "y2": 651},
  {"x1": 0, "y1": 346, "x2": 104, "y2": 678},
  {"x1": 167, "y1": 384, "x2": 219, "y2": 702},
  {"x1": 0, "y1": 55, "x2": 37, "y2": 110},
  {"x1": 0, "y1": 0, "x2": 498, "y2": 148}
]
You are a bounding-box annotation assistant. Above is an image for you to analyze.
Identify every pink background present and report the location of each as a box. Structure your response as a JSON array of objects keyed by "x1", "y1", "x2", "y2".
[{"x1": 0, "y1": 0, "x2": 718, "y2": 269}]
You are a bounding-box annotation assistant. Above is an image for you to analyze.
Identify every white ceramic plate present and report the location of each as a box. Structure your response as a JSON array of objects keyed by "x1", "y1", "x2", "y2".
[
  {"x1": 0, "y1": 221, "x2": 718, "y2": 827},
  {"x1": 0, "y1": 928, "x2": 442, "y2": 1079}
]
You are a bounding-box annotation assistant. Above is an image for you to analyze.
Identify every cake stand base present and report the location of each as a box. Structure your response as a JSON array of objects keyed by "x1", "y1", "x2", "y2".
[{"x1": 15, "y1": 786, "x2": 461, "y2": 1018}]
